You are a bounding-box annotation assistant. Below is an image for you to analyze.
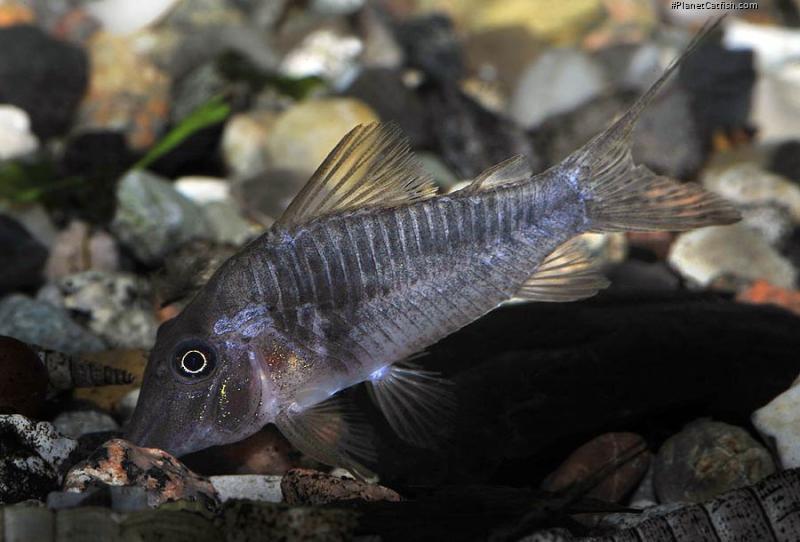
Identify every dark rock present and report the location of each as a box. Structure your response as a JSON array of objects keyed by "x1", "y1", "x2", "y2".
[
  {"x1": 632, "y1": 83, "x2": 705, "y2": 179},
  {"x1": 221, "y1": 499, "x2": 358, "y2": 541},
  {"x1": 64, "y1": 430, "x2": 123, "y2": 474},
  {"x1": 768, "y1": 140, "x2": 800, "y2": 182},
  {"x1": 606, "y1": 260, "x2": 680, "y2": 292},
  {"x1": 679, "y1": 44, "x2": 756, "y2": 143},
  {"x1": 0, "y1": 25, "x2": 88, "y2": 139},
  {"x1": 422, "y1": 84, "x2": 543, "y2": 179},
  {"x1": 393, "y1": 14, "x2": 463, "y2": 83},
  {"x1": 0, "y1": 336, "x2": 48, "y2": 418},
  {"x1": 343, "y1": 67, "x2": 432, "y2": 148},
  {"x1": 63, "y1": 438, "x2": 220, "y2": 511},
  {"x1": 52, "y1": 410, "x2": 119, "y2": 439},
  {"x1": 653, "y1": 419, "x2": 775, "y2": 503},
  {"x1": 0, "y1": 215, "x2": 48, "y2": 294},
  {"x1": 541, "y1": 432, "x2": 651, "y2": 504},
  {"x1": 281, "y1": 468, "x2": 401, "y2": 506}
]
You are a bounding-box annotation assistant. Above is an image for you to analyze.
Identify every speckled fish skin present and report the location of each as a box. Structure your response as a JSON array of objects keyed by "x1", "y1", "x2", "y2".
[{"x1": 126, "y1": 18, "x2": 739, "y2": 462}]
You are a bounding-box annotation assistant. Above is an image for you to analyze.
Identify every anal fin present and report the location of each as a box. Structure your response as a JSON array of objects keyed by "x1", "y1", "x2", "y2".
[
  {"x1": 275, "y1": 393, "x2": 376, "y2": 480},
  {"x1": 516, "y1": 236, "x2": 610, "y2": 302},
  {"x1": 367, "y1": 361, "x2": 457, "y2": 449}
]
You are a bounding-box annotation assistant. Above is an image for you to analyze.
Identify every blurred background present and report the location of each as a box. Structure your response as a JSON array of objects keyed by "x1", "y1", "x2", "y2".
[{"x1": 3, "y1": 0, "x2": 800, "y2": 536}]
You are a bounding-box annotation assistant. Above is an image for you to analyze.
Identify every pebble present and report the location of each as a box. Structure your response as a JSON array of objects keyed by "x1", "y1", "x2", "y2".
[
  {"x1": 265, "y1": 98, "x2": 379, "y2": 175},
  {"x1": 52, "y1": 411, "x2": 120, "y2": 440},
  {"x1": 0, "y1": 336, "x2": 48, "y2": 418},
  {"x1": 753, "y1": 378, "x2": 800, "y2": 469},
  {"x1": 63, "y1": 438, "x2": 220, "y2": 511},
  {"x1": 510, "y1": 48, "x2": 606, "y2": 129},
  {"x1": 703, "y1": 163, "x2": 800, "y2": 224},
  {"x1": 653, "y1": 419, "x2": 775, "y2": 503},
  {"x1": 0, "y1": 294, "x2": 105, "y2": 355},
  {"x1": 174, "y1": 177, "x2": 252, "y2": 245},
  {"x1": 0, "y1": 215, "x2": 48, "y2": 295},
  {"x1": 77, "y1": 31, "x2": 170, "y2": 150},
  {"x1": 86, "y1": 0, "x2": 180, "y2": 35},
  {"x1": 769, "y1": 140, "x2": 800, "y2": 182},
  {"x1": 280, "y1": 28, "x2": 363, "y2": 87},
  {"x1": 221, "y1": 111, "x2": 278, "y2": 179},
  {"x1": 44, "y1": 220, "x2": 119, "y2": 281},
  {"x1": 110, "y1": 169, "x2": 211, "y2": 265},
  {"x1": 281, "y1": 468, "x2": 401, "y2": 506},
  {"x1": 210, "y1": 475, "x2": 283, "y2": 503},
  {"x1": 221, "y1": 499, "x2": 358, "y2": 541},
  {"x1": 0, "y1": 25, "x2": 88, "y2": 139},
  {"x1": 0, "y1": 105, "x2": 38, "y2": 160},
  {"x1": 232, "y1": 168, "x2": 319, "y2": 227},
  {"x1": 737, "y1": 280, "x2": 800, "y2": 317},
  {"x1": 668, "y1": 223, "x2": 797, "y2": 290},
  {"x1": 394, "y1": 14, "x2": 463, "y2": 83},
  {"x1": 748, "y1": 57, "x2": 800, "y2": 144},
  {"x1": 541, "y1": 432, "x2": 651, "y2": 504},
  {"x1": 37, "y1": 271, "x2": 157, "y2": 350},
  {"x1": 738, "y1": 204, "x2": 794, "y2": 247},
  {"x1": 0, "y1": 203, "x2": 58, "y2": 250}
]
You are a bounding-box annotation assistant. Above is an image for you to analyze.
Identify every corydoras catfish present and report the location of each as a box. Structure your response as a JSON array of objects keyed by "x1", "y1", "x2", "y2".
[{"x1": 126, "y1": 22, "x2": 740, "y2": 475}]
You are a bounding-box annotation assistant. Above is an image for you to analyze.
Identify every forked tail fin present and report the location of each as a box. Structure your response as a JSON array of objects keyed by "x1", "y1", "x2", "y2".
[{"x1": 567, "y1": 17, "x2": 741, "y2": 232}]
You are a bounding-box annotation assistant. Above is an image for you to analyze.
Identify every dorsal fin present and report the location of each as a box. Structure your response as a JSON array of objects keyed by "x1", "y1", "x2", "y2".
[
  {"x1": 515, "y1": 236, "x2": 610, "y2": 302},
  {"x1": 275, "y1": 122, "x2": 438, "y2": 227},
  {"x1": 461, "y1": 155, "x2": 532, "y2": 195}
]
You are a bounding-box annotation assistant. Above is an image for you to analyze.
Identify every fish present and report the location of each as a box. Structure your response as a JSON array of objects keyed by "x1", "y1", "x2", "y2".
[{"x1": 125, "y1": 20, "x2": 740, "y2": 476}]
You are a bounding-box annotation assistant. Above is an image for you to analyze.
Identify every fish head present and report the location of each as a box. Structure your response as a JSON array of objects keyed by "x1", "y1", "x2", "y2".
[{"x1": 125, "y1": 302, "x2": 278, "y2": 457}]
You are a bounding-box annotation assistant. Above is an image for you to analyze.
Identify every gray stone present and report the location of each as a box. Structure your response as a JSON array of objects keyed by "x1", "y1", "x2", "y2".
[
  {"x1": 510, "y1": 48, "x2": 606, "y2": 129},
  {"x1": 653, "y1": 419, "x2": 775, "y2": 504},
  {"x1": 221, "y1": 111, "x2": 277, "y2": 179},
  {"x1": 110, "y1": 169, "x2": 211, "y2": 264},
  {"x1": 668, "y1": 223, "x2": 797, "y2": 289},
  {"x1": 37, "y1": 271, "x2": 157, "y2": 350},
  {"x1": 53, "y1": 411, "x2": 120, "y2": 440},
  {"x1": 0, "y1": 294, "x2": 105, "y2": 355},
  {"x1": 0, "y1": 105, "x2": 38, "y2": 160},
  {"x1": 753, "y1": 377, "x2": 800, "y2": 469},
  {"x1": 210, "y1": 475, "x2": 283, "y2": 503}
]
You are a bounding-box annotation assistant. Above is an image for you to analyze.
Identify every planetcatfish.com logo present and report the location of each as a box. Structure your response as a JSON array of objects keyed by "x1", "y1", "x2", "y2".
[{"x1": 670, "y1": 1, "x2": 759, "y2": 8}]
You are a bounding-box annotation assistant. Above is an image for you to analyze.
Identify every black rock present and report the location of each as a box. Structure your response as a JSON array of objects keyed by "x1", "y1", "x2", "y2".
[
  {"x1": 343, "y1": 68, "x2": 432, "y2": 148},
  {"x1": 393, "y1": 14, "x2": 463, "y2": 83},
  {"x1": 0, "y1": 215, "x2": 48, "y2": 294},
  {"x1": 768, "y1": 140, "x2": 800, "y2": 182},
  {"x1": 679, "y1": 43, "x2": 756, "y2": 143},
  {"x1": 0, "y1": 25, "x2": 88, "y2": 139},
  {"x1": 422, "y1": 84, "x2": 544, "y2": 179}
]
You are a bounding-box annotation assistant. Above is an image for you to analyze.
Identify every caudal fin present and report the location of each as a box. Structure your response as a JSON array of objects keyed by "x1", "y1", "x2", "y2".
[{"x1": 567, "y1": 17, "x2": 741, "y2": 233}]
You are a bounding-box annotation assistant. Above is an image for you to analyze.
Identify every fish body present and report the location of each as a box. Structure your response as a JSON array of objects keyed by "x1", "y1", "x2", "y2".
[{"x1": 127, "y1": 20, "x2": 739, "y2": 473}]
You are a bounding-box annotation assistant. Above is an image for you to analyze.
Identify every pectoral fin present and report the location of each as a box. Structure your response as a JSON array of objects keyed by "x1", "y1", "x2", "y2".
[
  {"x1": 367, "y1": 361, "x2": 457, "y2": 449},
  {"x1": 275, "y1": 394, "x2": 376, "y2": 480}
]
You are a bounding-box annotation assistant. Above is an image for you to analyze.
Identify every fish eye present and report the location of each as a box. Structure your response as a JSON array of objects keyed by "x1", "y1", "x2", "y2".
[{"x1": 172, "y1": 340, "x2": 217, "y2": 379}]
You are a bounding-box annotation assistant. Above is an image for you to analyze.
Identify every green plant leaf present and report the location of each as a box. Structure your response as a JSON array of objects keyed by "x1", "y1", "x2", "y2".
[{"x1": 134, "y1": 95, "x2": 231, "y2": 171}]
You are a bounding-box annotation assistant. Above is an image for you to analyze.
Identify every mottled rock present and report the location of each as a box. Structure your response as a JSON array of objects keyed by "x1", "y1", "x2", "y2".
[
  {"x1": 44, "y1": 220, "x2": 119, "y2": 281},
  {"x1": 211, "y1": 475, "x2": 282, "y2": 503},
  {"x1": 542, "y1": 432, "x2": 651, "y2": 504},
  {"x1": 266, "y1": 98, "x2": 379, "y2": 175},
  {"x1": 0, "y1": 294, "x2": 105, "y2": 354},
  {"x1": 668, "y1": 223, "x2": 796, "y2": 289},
  {"x1": 0, "y1": 105, "x2": 38, "y2": 160},
  {"x1": 110, "y1": 169, "x2": 210, "y2": 265},
  {"x1": 53, "y1": 411, "x2": 119, "y2": 440},
  {"x1": 0, "y1": 215, "x2": 48, "y2": 294},
  {"x1": 281, "y1": 468, "x2": 400, "y2": 506},
  {"x1": 738, "y1": 203, "x2": 794, "y2": 247},
  {"x1": 753, "y1": 378, "x2": 800, "y2": 469},
  {"x1": 0, "y1": 336, "x2": 48, "y2": 418},
  {"x1": 653, "y1": 419, "x2": 775, "y2": 503},
  {"x1": 0, "y1": 415, "x2": 77, "y2": 503},
  {"x1": 37, "y1": 271, "x2": 157, "y2": 350},
  {"x1": 63, "y1": 438, "x2": 220, "y2": 511},
  {"x1": 510, "y1": 48, "x2": 606, "y2": 129},
  {"x1": 77, "y1": 32, "x2": 170, "y2": 150},
  {"x1": 0, "y1": 25, "x2": 87, "y2": 139},
  {"x1": 703, "y1": 163, "x2": 800, "y2": 224}
]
